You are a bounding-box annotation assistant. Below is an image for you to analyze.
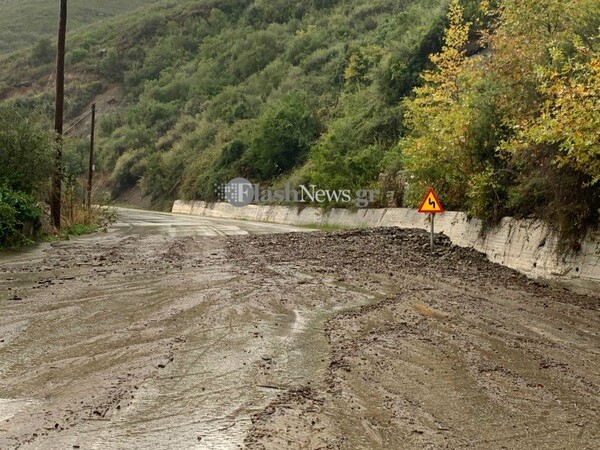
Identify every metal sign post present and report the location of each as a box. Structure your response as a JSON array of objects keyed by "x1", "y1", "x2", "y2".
[{"x1": 430, "y1": 213, "x2": 435, "y2": 252}]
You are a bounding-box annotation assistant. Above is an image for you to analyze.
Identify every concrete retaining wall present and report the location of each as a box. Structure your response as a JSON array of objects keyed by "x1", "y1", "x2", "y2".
[{"x1": 173, "y1": 200, "x2": 600, "y2": 286}]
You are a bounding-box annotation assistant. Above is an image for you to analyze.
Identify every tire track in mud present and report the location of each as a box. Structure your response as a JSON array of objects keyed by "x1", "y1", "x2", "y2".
[
  {"x1": 1, "y1": 229, "x2": 381, "y2": 449},
  {"x1": 0, "y1": 235, "x2": 218, "y2": 448}
]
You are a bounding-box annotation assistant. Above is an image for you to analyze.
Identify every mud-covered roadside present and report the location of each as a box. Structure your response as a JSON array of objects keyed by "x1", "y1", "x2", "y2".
[
  {"x1": 0, "y1": 223, "x2": 598, "y2": 449},
  {"x1": 233, "y1": 229, "x2": 600, "y2": 450}
]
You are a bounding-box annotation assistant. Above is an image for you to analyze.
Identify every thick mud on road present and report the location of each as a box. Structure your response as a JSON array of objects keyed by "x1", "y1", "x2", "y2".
[{"x1": 0, "y1": 209, "x2": 598, "y2": 449}]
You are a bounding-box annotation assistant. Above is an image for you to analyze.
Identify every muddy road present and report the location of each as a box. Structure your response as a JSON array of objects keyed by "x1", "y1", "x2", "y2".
[{"x1": 0, "y1": 208, "x2": 598, "y2": 449}]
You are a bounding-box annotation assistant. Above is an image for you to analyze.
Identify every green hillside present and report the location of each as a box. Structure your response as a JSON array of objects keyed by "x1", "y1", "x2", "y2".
[
  {"x1": 1, "y1": 0, "x2": 599, "y2": 244},
  {"x1": 0, "y1": 0, "x2": 450, "y2": 201},
  {"x1": 0, "y1": 0, "x2": 165, "y2": 54}
]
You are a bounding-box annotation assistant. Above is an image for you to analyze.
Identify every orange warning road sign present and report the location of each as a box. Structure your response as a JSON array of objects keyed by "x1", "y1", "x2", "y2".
[{"x1": 418, "y1": 188, "x2": 444, "y2": 214}]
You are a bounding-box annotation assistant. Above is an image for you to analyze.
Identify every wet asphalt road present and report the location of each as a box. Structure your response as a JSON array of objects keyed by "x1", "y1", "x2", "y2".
[{"x1": 110, "y1": 207, "x2": 308, "y2": 237}]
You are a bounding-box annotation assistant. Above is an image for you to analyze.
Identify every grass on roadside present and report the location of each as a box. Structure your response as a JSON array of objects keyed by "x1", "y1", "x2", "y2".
[{"x1": 62, "y1": 223, "x2": 98, "y2": 237}]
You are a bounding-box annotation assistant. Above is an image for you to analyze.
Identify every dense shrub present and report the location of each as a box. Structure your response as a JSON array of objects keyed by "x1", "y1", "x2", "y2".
[
  {"x1": 110, "y1": 148, "x2": 148, "y2": 197},
  {"x1": 99, "y1": 49, "x2": 127, "y2": 82},
  {"x1": 67, "y1": 48, "x2": 89, "y2": 66},
  {"x1": 30, "y1": 38, "x2": 55, "y2": 65},
  {"x1": 0, "y1": 186, "x2": 42, "y2": 248},
  {"x1": 0, "y1": 104, "x2": 54, "y2": 195},
  {"x1": 246, "y1": 91, "x2": 320, "y2": 180},
  {"x1": 307, "y1": 89, "x2": 400, "y2": 190}
]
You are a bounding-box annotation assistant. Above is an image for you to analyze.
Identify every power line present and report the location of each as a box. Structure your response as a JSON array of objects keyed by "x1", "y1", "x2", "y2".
[
  {"x1": 64, "y1": 96, "x2": 125, "y2": 136},
  {"x1": 64, "y1": 109, "x2": 93, "y2": 135},
  {"x1": 66, "y1": 108, "x2": 92, "y2": 126}
]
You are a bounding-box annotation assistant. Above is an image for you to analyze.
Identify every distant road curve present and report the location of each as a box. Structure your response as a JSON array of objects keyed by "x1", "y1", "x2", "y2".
[{"x1": 111, "y1": 206, "x2": 310, "y2": 237}]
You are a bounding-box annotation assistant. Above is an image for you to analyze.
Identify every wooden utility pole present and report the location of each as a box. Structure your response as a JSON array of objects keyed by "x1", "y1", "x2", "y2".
[
  {"x1": 87, "y1": 103, "x2": 96, "y2": 210},
  {"x1": 51, "y1": 0, "x2": 68, "y2": 229}
]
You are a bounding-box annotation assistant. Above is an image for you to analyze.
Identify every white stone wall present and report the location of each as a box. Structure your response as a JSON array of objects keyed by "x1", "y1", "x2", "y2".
[{"x1": 172, "y1": 200, "x2": 600, "y2": 287}]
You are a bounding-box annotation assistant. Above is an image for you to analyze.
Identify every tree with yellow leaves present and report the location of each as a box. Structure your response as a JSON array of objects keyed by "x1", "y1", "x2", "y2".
[
  {"x1": 401, "y1": 0, "x2": 477, "y2": 209},
  {"x1": 398, "y1": 0, "x2": 600, "y2": 238},
  {"x1": 507, "y1": 39, "x2": 600, "y2": 184}
]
